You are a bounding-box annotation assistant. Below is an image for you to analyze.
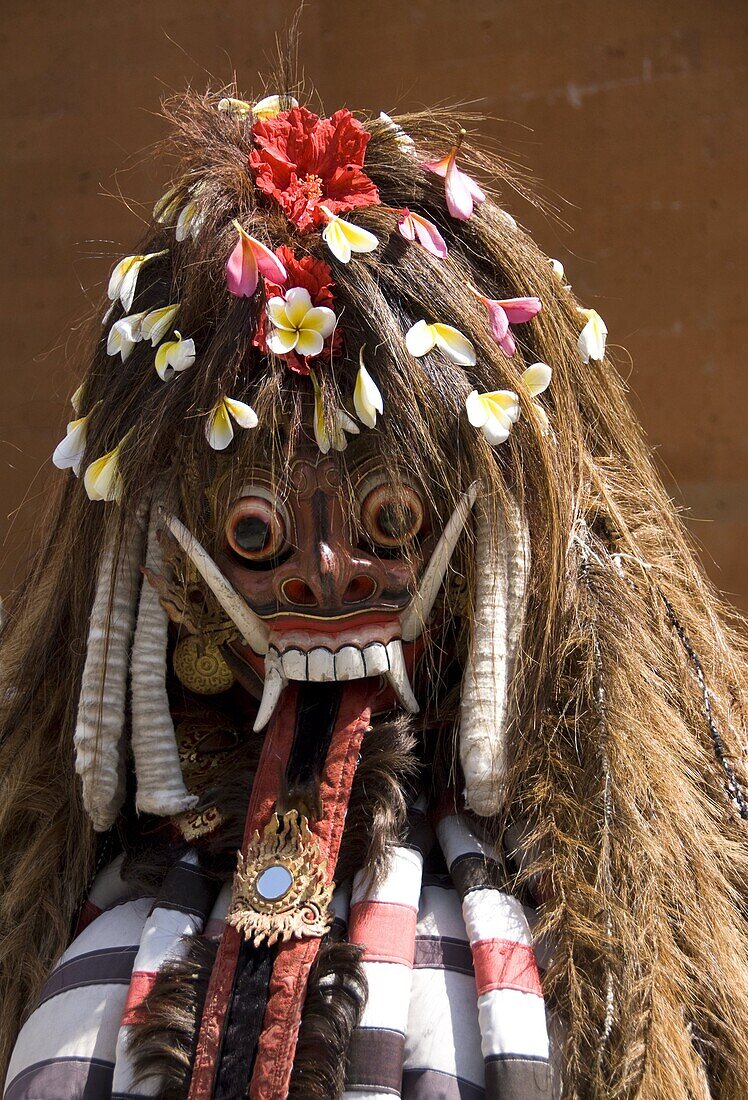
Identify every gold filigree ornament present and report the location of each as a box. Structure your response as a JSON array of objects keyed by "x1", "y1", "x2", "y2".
[{"x1": 226, "y1": 810, "x2": 334, "y2": 947}]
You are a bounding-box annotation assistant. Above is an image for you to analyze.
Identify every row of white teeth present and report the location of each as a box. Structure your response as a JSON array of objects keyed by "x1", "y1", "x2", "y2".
[{"x1": 254, "y1": 637, "x2": 419, "y2": 730}]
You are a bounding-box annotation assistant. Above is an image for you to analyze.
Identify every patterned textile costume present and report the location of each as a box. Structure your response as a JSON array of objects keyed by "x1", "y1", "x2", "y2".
[{"x1": 2, "y1": 69, "x2": 748, "y2": 1100}]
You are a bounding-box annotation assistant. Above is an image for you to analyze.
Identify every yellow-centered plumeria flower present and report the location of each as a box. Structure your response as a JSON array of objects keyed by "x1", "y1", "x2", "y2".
[
  {"x1": 266, "y1": 287, "x2": 336, "y2": 358},
  {"x1": 71, "y1": 382, "x2": 85, "y2": 415},
  {"x1": 176, "y1": 199, "x2": 203, "y2": 242},
  {"x1": 405, "y1": 320, "x2": 476, "y2": 367},
  {"x1": 155, "y1": 331, "x2": 196, "y2": 381},
  {"x1": 320, "y1": 206, "x2": 378, "y2": 265},
  {"x1": 549, "y1": 258, "x2": 572, "y2": 290},
  {"x1": 217, "y1": 94, "x2": 299, "y2": 120},
  {"x1": 53, "y1": 414, "x2": 89, "y2": 475},
  {"x1": 107, "y1": 250, "x2": 168, "y2": 313},
  {"x1": 577, "y1": 308, "x2": 608, "y2": 364},
  {"x1": 206, "y1": 396, "x2": 258, "y2": 451},
  {"x1": 311, "y1": 372, "x2": 360, "y2": 455},
  {"x1": 141, "y1": 304, "x2": 180, "y2": 346},
  {"x1": 153, "y1": 185, "x2": 182, "y2": 224},
  {"x1": 466, "y1": 388, "x2": 520, "y2": 446},
  {"x1": 84, "y1": 434, "x2": 130, "y2": 502},
  {"x1": 106, "y1": 311, "x2": 148, "y2": 362},
  {"x1": 520, "y1": 362, "x2": 553, "y2": 433},
  {"x1": 353, "y1": 347, "x2": 383, "y2": 428}
]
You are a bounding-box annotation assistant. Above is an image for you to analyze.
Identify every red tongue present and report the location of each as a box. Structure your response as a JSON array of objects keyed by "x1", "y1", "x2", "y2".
[{"x1": 188, "y1": 681, "x2": 377, "y2": 1100}]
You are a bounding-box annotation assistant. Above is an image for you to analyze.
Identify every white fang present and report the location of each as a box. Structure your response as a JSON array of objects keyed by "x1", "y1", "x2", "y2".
[
  {"x1": 399, "y1": 482, "x2": 478, "y2": 642},
  {"x1": 162, "y1": 513, "x2": 270, "y2": 656}
]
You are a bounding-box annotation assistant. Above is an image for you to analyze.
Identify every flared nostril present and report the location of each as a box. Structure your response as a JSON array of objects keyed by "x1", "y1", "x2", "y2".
[
  {"x1": 280, "y1": 578, "x2": 318, "y2": 607},
  {"x1": 343, "y1": 575, "x2": 377, "y2": 604}
]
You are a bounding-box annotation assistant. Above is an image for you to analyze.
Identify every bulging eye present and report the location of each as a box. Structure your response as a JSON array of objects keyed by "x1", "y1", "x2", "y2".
[
  {"x1": 226, "y1": 495, "x2": 289, "y2": 566},
  {"x1": 360, "y1": 483, "x2": 427, "y2": 550}
]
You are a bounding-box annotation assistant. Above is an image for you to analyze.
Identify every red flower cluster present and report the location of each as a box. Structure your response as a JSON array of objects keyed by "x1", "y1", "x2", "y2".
[
  {"x1": 249, "y1": 107, "x2": 380, "y2": 232},
  {"x1": 253, "y1": 246, "x2": 341, "y2": 375}
]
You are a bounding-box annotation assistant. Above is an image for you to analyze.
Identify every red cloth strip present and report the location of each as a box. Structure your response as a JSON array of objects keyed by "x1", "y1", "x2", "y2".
[
  {"x1": 472, "y1": 938, "x2": 543, "y2": 997},
  {"x1": 120, "y1": 971, "x2": 159, "y2": 1025},
  {"x1": 349, "y1": 900, "x2": 418, "y2": 967},
  {"x1": 187, "y1": 686, "x2": 300, "y2": 1100},
  {"x1": 249, "y1": 681, "x2": 376, "y2": 1100}
]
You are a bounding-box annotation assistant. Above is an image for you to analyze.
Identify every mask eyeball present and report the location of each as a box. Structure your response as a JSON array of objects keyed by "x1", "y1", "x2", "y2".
[
  {"x1": 360, "y1": 482, "x2": 427, "y2": 550},
  {"x1": 226, "y1": 495, "x2": 289, "y2": 566}
]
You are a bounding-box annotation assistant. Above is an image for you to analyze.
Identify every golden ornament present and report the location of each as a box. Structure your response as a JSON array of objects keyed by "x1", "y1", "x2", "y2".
[
  {"x1": 226, "y1": 811, "x2": 334, "y2": 947},
  {"x1": 173, "y1": 635, "x2": 235, "y2": 695}
]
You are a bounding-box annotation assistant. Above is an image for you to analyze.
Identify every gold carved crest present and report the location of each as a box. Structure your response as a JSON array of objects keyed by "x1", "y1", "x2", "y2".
[{"x1": 226, "y1": 811, "x2": 334, "y2": 947}]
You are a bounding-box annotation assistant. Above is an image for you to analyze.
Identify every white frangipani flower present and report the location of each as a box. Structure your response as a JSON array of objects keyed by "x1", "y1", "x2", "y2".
[
  {"x1": 266, "y1": 287, "x2": 336, "y2": 358},
  {"x1": 71, "y1": 382, "x2": 84, "y2": 415},
  {"x1": 53, "y1": 414, "x2": 89, "y2": 475},
  {"x1": 141, "y1": 304, "x2": 180, "y2": 346},
  {"x1": 253, "y1": 94, "x2": 299, "y2": 120},
  {"x1": 106, "y1": 311, "x2": 148, "y2": 362},
  {"x1": 154, "y1": 331, "x2": 196, "y2": 381},
  {"x1": 466, "y1": 388, "x2": 520, "y2": 446},
  {"x1": 206, "y1": 396, "x2": 258, "y2": 450},
  {"x1": 353, "y1": 348, "x2": 384, "y2": 428},
  {"x1": 176, "y1": 200, "x2": 203, "y2": 242},
  {"x1": 405, "y1": 319, "x2": 476, "y2": 367},
  {"x1": 107, "y1": 250, "x2": 168, "y2": 312},
  {"x1": 549, "y1": 257, "x2": 572, "y2": 290},
  {"x1": 153, "y1": 185, "x2": 182, "y2": 224},
  {"x1": 577, "y1": 308, "x2": 608, "y2": 364},
  {"x1": 520, "y1": 362, "x2": 553, "y2": 433},
  {"x1": 84, "y1": 439, "x2": 125, "y2": 502},
  {"x1": 320, "y1": 207, "x2": 378, "y2": 264},
  {"x1": 311, "y1": 373, "x2": 360, "y2": 455}
]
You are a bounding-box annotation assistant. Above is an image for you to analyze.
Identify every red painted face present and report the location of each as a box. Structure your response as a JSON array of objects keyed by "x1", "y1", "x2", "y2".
[{"x1": 216, "y1": 449, "x2": 433, "y2": 703}]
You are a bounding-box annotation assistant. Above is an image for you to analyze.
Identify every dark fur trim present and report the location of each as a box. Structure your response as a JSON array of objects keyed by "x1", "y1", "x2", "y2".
[
  {"x1": 288, "y1": 930, "x2": 367, "y2": 1100},
  {"x1": 128, "y1": 935, "x2": 217, "y2": 1099}
]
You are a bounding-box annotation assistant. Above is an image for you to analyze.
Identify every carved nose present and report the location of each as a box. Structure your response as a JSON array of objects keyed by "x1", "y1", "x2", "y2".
[{"x1": 279, "y1": 572, "x2": 377, "y2": 609}]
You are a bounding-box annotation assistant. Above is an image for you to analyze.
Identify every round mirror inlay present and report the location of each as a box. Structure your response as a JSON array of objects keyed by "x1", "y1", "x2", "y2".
[{"x1": 256, "y1": 863, "x2": 294, "y2": 901}]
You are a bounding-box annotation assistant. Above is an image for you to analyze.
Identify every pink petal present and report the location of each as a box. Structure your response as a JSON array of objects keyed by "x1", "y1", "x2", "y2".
[
  {"x1": 397, "y1": 210, "x2": 417, "y2": 241},
  {"x1": 500, "y1": 329, "x2": 516, "y2": 357},
  {"x1": 253, "y1": 238, "x2": 288, "y2": 285},
  {"x1": 499, "y1": 297, "x2": 542, "y2": 324},
  {"x1": 423, "y1": 153, "x2": 451, "y2": 179},
  {"x1": 484, "y1": 300, "x2": 510, "y2": 344},
  {"x1": 411, "y1": 212, "x2": 448, "y2": 258},
  {"x1": 466, "y1": 175, "x2": 486, "y2": 203},
  {"x1": 444, "y1": 155, "x2": 474, "y2": 220},
  {"x1": 226, "y1": 235, "x2": 258, "y2": 297}
]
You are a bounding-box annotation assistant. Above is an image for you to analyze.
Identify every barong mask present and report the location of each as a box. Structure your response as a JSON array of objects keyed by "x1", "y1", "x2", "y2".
[{"x1": 5, "y1": 75, "x2": 748, "y2": 1100}]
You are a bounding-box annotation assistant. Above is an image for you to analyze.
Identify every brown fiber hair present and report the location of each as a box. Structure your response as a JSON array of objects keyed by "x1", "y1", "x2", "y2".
[{"x1": 1, "y1": 72, "x2": 747, "y2": 1098}]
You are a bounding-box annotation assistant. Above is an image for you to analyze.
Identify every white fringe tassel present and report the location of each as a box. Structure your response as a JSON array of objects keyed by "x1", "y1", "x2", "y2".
[
  {"x1": 131, "y1": 501, "x2": 198, "y2": 817},
  {"x1": 75, "y1": 516, "x2": 146, "y2": 832},
  {"x1": 460, "y1": 494, "x2": 530, "y2": 817}
]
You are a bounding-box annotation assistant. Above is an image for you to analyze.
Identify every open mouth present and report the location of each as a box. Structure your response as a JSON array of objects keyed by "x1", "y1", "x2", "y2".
[{"x1": 162, "y1": 482, "x2": 476, "y2": 731}]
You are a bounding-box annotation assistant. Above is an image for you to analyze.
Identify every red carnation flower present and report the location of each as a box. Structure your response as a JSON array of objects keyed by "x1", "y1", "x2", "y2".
[
  {"x1": 254, "y1": 246, "x2": 342, "y2": 375},
  {"x1": 249, "y1": 107, "x2": 380, "y2": 232}
]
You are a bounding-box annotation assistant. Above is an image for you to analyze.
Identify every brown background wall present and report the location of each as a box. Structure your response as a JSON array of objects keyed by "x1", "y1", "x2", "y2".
[{"x1": 0, "y1": 0, "x2": 746, "y2": 605}]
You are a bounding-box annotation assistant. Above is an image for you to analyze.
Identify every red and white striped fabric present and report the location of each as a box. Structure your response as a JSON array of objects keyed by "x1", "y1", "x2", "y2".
[
  {"x1": 435, "y1": 813, "x2": 551, "y2": 1100},
  {"x1": 344, "y1": 845, "x2": 424, "y2": 1098}
]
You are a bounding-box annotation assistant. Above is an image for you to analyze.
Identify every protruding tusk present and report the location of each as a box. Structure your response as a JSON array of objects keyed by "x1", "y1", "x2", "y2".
[
  {"x1": 385, "y1": 639, "x2": 420, "y2": 714},
  {"x1": 399, "y1": 482, "x2": 478, "y2": 643},
  {"x1": 253, "y1": 666, "x2": 288, "y2": 731},
  {"x1": 162, "y1": 513, "x2": 270, "y2": 656}
]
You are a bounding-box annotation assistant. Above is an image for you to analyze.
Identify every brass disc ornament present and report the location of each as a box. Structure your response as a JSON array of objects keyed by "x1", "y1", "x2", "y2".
[
  {"x1": 173, "y1": 635, "x2": 235, "y2": 695},
  {"x1": 226, "y1": 810, "x2": 334, "y2": 947}
]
